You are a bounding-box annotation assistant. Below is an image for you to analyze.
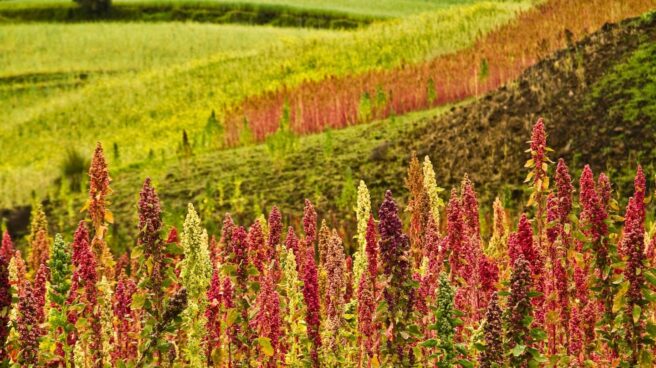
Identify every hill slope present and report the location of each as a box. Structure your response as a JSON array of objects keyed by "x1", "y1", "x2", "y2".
[
  {"x1": 93, "y1": 10, "x2": 656, "y2": 243},
  {"x1": 5, "y1": 9, "x2": 656, "y2": 246},
  {"x1": 0, "y1": 1, "x2": 533, "y2": 206}
]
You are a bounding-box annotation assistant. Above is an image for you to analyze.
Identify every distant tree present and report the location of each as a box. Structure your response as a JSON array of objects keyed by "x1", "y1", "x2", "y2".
[
  {"x1": 74, "y1": 0, "x2": 111, "y2": 14},
  {"x1": 61, "y1": 148, "x2": 88, "y2": 192},
  {"x1": 113, "y1": 142, "x2": 120, "y2": 164},
  {"x1": 178, "y1": 130, "x2": 194, "y2": 159},
  {"x1": 203, "y1": 110, "x2": 224, "y2": 149}
]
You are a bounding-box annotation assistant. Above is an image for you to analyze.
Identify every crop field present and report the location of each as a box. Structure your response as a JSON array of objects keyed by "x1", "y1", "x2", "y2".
[
  {"x1": 2, "y1": 1, "x2": 656, "y2": 367},
  {"x1": 0, "y1": 22, "x2": 334, "y2": 121},
  {"x1": 2, "y1": 117, "x2": 656, "y2": 367},
  {"x1": 0, "y1": 0, "x2": 485, "y2": 17},
  {"x1": 196, "y1": 0, "x2": 487, "y2": 17},
  {"x1": 0, "y1": 22, "x2": 333, "y2": 77},
  {"x1": 0, "y1": 0, "x2": 534, "y2": 207},
  {"x1": 229, "y1": 0, "x2": 656, "y2": 144}
]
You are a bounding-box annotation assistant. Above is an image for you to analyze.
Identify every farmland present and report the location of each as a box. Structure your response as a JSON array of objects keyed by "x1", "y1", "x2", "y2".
[
  {"x1": 2, "y1": 0, "x2": 656, "y2": 367},
  {"x1": 0, "y1": 22, "x2": 335, "y2": 130},
  {"x1": 0, "y1": 0, "x2": 535, "y2": 207},
  {"x1": 0, "y1": 22, "x2": 334, "y2": 76},
  {"x1": 0, "y1": 0, "x2": 486, "y2": 18}
]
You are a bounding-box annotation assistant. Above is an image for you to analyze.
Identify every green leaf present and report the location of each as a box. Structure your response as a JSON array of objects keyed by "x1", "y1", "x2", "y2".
[
  {"x1": 613, "y1": 281, "x2": 629, "y2": 313},
  {"x1": 255, "y1": 337, "x2": 274, "y2": 357},
  {"x1": 456, "y1": 359, "x2": 474, "y2": 368},
  {"x1": 639, "y1": 350, "x2": 653, "y2": 368},
  {"x1": 247, "y1": 265, "x2": 260, "y2": 277},
  {"x1": 612, "y1": 274, "x2": 626, "y2": 285},
  {"x1": 221, "y1": 264, "x2": 237, "y2": 276},
  {"x1": 528, "y1": 358, "x2": 543, "y2": 368},
  {"x1": 644, "y1": 290, "x2": 656, "y2": 303},
  {"x1": 420, "y1": 339, "x2": 437, "y2": 348},
  {"x1": 527, "y1": 347, "x2": 545, "y2": 360},
  {"x1": 646, "y1": 322, "x2": 656, "y2": 337},
  {"x1": 644, "y1": 270, "x2": 656, "y2": 287},
  {"x1": 527, "y1": 291, "x2": 543, "y2": 298},
  {"x1": 530, "y1": 328, "x2": 547, "y2": 341},
  {"x1": 633, "y1": 305, "x2": 642, "y2": 324},
  {"x1": 573, "y1": 230, "x2": 588, "y2": 242},
  {"x1": 407, "y1": 324, "x2": 422, "y2": 336},
  {"x1": 511, "y1": 344, "x2": 526, "y2": 357},
  {"x1": 225, "y1": 308, "x2": 239, "y2": 327},
  {"x1": 131, "y1": 293, "x2": 146, "y2": 310},
  {"x1": 407, "y1": 279, "x2": 420, "y2": 289},
  {"x1": 611, "y1": 261, "x2": 626, "y2": 271},
  {"x1": 165, "y1": 243, "x2": 183, "y2": 255},
  {"x1": 75, "y1": 317, "x2": 88, "y2": 330}
]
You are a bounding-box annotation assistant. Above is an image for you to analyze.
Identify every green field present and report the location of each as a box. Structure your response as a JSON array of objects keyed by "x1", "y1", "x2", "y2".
[
  {"x1": 100, "y1": 11, "x2": 656, "y2": 244},
  {"x1": 140, "y1": 0, "x2": 487, "y2": 17},
  {"x1": 0, "y1": 0, "x2": 486, "y2": 17},
  {"x1": 0, "y1": 22, "x2": 334, "y2": 77},
  {"x1": 0, "y1": 0, "x2": 534, "y2": 207}
]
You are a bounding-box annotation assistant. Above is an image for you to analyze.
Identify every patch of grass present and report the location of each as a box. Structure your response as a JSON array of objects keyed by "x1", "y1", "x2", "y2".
[
  {"x1": 101, "y1": 104, "x2": 460, "y2": 243},
  {"x1": 0, "y1": 1, "x2": 533, "y2": 207},
  {"x1": 588, "y1": 40, "x2": 656, "y2": 124},
  {"x1": 0, "y1": 22, "x2": 336, "y2": 131},
  {"x1": 205, "y1": 0, "x2": 485, "y2": 18},
  {"x1": 0, "y1": 22, "x2": 335, "y2": 77},
  {"x1": 585, "y1": 37, "x2": 656, "y2": 184}
]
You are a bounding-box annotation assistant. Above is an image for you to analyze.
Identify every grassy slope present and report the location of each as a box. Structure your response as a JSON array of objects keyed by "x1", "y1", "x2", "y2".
[
  {"x1": 0, "y1": 0, "x2": 483, "y2": 17},
  {"x1": 0, "y1": 22, "x2": 335, "y2": 77},
  {"x1": 81, "y1": 11, "x2": 656, "y2": 246},
  {"x1": 0, "y1": 1, "x2": 533, "y2": 206},
  {"x1": 192, "y1": 0, "x2": 484, "y2": 17},
  {"x1": 0, "y1": 23, "x2": 334, "y2": 113}
]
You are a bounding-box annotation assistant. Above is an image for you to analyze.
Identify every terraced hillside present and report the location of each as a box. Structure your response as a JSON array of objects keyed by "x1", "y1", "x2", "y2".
[
  {"x1": 0, "y1": 0, "x2": 482, "y2": 21},
  {"x1": 0, "y1": 0, "x2": 536, "y2": 206},
  {"x1": 86, "y1": 10, "x2": 656, "y2": 245}
]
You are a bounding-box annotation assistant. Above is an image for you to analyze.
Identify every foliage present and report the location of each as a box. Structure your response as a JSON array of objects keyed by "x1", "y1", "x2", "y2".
[
  {"x1": 42, "y1": 234, "x2": 73, "y2": 366},
  {"x1": 279, "y1": 244, "x2": 307, "y2": 366},
  {"x1": 378, "y1": 190, "x2": 415, "y2": 366},
  {"x1": 479, "y1": 293, "x2": 503, "y2": 368},
  {"x1": 179, "y1": 203, "x2": 212, "y2": 366},
  {"x1": 27, "y1": 203, "x2": 50, "y2": 275},
  {"x1": 589, "y1": 40, "x2": 656, "y2": 123},
  {"x1": 351, "y1": 180, "x2": 371, "y2": 293},
  {"x1": 422, "y1": 273, "x2": 468, "y2": 367}
]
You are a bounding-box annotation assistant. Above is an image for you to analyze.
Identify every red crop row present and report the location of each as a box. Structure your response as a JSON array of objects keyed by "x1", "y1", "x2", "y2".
[{"x1": 224, "y1": 0, "x2": 656, "y2": 144}]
